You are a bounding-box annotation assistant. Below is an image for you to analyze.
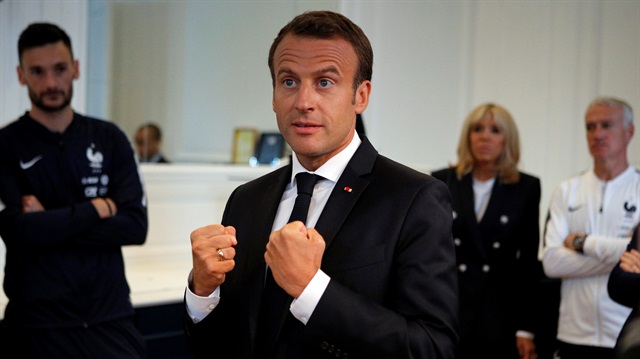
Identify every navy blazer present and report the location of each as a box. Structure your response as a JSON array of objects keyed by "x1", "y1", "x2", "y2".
[
  {"x1": 184, "y1": 138, "x2": 459, "y2": 359},
  {"x1": 608, "y1": 224, "x2": 640, "y2": 353},
  {"x1": 431, "y1": 168, "x2": 541, "y2": 353}
]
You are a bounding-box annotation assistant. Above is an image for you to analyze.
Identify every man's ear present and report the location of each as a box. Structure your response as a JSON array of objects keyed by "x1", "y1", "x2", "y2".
[
  {"x1": 272, "y1": 92, "x2": 276, "y2": 113},
  {"x1": 73, "y1": 59, "x2": 80, "y2": 80},
  {"x1": 354, "y1": 80, "x2": 371, "y2": 114},
  {"x1": 17, "y1": 65, "x2": 26, "y2": 85}
]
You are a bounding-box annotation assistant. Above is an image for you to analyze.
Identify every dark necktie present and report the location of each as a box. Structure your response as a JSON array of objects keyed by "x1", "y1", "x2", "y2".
[
  {"x1": 256, "y1": 172, "x2": 321, "y2": 356},
  {"x1": 288, "y1": 172, "x2": 321, "y2": 224}
]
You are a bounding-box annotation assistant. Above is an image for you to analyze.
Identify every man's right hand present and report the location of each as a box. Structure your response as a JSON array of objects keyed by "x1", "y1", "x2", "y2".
[
  {"x1": 191, "y1": 224, "x2": 237, "y2": 296},
  {"x1": 620, "y1": 249, "x2": 640, "y2": 273},
  {"x1": 22, "y1": 195, "x2": 44, "y2": 213}
]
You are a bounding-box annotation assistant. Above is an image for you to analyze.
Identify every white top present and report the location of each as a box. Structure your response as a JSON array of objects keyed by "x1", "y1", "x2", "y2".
[
  {"x1": 542, "y1": 166, "x2": 640, "y2": 348},
  {"x1": 472, "y1": 176, "x2": 495, "y2": 222}
]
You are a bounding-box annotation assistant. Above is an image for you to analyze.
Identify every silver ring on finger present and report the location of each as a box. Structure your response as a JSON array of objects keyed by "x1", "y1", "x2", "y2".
[{"x1": 216, "y1": 248, "x2": 226, "y2": 261}]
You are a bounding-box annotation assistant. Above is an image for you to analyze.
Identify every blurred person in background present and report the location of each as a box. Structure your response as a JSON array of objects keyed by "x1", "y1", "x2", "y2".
[
  {"x1": 135, "y1": 122, "x2": 169, "y2": 163},
  {"x1": 542, "y1": 96, "x2": 639, "y2": 359},
  {"x1": 432, "y1": 103, "x2": 542, "y2": 359}
]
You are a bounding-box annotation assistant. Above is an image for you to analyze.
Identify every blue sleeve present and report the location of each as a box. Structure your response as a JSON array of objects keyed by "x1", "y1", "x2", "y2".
[
  {"x1": 608, "y1": 225, "x2": 640, "y2": 308},
  {"x1": 81, "y1": 124, "x2": 148, "y2": 247},
  {"x1": 0, "y1": 121, "x2": 147, "y2": 249}
]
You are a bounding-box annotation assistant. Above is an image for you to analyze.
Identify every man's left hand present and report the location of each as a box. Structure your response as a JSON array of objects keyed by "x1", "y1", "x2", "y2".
[
  {"x1": 516, "y1": 336, "x2": 536, "y2": 359},
  {"x1": 22, "y1": 195, "x2": 44, "y2": 213},
  {"x1": 265, "y1": 221, "x2": 326, "y2": 298}
]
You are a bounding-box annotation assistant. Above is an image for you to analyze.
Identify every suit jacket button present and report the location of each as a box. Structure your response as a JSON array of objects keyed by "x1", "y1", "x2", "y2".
[
  {"x1": 458, "y1": 263, "x2": 467, "y2": 272},
  {"x1": 454, "y1": 238, "x2": 461, "y2": 246},
  {"x1": 482, "y1": 264, "x2": 490, "y2": 272},
  {"x1": 492, "y1": 241, "x2": 500, "y2": 249}
]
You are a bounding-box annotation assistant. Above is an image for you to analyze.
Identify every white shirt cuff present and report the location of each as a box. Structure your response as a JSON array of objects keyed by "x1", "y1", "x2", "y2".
[
  {"x1": 516, "y1": 330, "x2": 534, "y2": 340},
  {"x1": 185, "y1": 271, "x2": 220, "y2": 324},
  {"x1": 290, "y1": 269, "x2": 330, "y2": 325}
]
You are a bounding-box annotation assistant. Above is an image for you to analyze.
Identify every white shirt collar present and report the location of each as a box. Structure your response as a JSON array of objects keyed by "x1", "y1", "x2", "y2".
[{"x1": 290, "y1": 132, "x2": 362, "y2": 184}]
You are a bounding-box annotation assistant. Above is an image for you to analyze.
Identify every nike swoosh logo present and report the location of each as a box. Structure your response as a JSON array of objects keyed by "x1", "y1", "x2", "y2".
[
  {"x1": 19, "y1": 155, "x2": 43, "y2": 170},
  {"x1": 568, "y1": 205, "x2": 583, "y2": 212}
]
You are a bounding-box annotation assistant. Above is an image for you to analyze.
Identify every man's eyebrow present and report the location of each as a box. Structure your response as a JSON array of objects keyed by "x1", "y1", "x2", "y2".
[
  {"x1": 313, "y1": 66, "x2": 340, "y2": 77},
  {"x1": 27, "y1": 61, "x2": 68, "y2": 70},
  {"x1": 276, "y1": 67, "x2": 295, "y2": 78},
  {"x1": 276, "y1": 66, "x2": 341, "y2": 78}
]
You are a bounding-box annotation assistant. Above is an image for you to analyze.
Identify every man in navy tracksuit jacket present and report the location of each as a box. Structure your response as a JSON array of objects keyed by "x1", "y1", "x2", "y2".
[{"x1": 0, "y1": 23, "x2": 148, "y2": 358}]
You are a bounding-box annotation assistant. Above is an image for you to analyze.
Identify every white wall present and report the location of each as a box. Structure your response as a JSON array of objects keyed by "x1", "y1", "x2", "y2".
[
  {"x1": 343, "y1": 0, "x2": 640, "y2": 222},
  {"x1": 0, "y1": 0, "x2": 88, "y2": 120},
  {"x1": 1, "y1": 0, "x2": 639, "y2": 271},
  {"x1": 96, "y1": 1, "x2": 640, "y2": 212},
  {"x1": 105, "y1": 0, "x2": 340, "y2": 163}
]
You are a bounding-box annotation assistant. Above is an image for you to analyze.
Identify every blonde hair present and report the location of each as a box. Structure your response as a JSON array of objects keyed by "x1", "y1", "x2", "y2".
[{"x1": 454, "y1": 103, "x2": 521, "y2": 184}]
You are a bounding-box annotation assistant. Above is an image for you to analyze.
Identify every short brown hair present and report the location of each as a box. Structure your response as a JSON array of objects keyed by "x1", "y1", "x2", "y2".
[
  {"x1": 137, "y1": 123, "x2": 162, "y2": 141},
  {"x1": 18, "y1": 23, "x2": 73, "y2": 64},
  {"x1": 268, "y1": 10, "x2": 373, "y2": 93}
]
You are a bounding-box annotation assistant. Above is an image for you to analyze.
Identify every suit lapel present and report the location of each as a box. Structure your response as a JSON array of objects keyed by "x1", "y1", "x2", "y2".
[
  {"x1": 248, "y1": 166, "x2": 291, "y2": 294},
  {"x1": 256, "y1": 167, "x2": 291, "y2": 250},
  {"x1": 250, "y1": 166, "x2": 291, "y2": 350},
  {"x1": 459, "y1": 174, "x2": 490, "y2": 260},
  {"x1": 479, "y1": 179, "x2": 504, "y2": 228},
  {"x1": 315, "y1": 138, "x2": 377, "y2": 249},
  {"x1": 478, "y1": 179, "x2": 508, "y2": 246},
  {"x1": 458, "y1": 174, "x2": 478, "y2": 231}
]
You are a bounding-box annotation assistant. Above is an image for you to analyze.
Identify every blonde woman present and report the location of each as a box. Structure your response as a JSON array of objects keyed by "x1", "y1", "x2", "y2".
[{"x1": 432, "y1": 103, "x2": 542, "y2": 359}]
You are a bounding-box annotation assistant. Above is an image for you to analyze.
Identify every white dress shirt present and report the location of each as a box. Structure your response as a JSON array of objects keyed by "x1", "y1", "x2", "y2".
[{"x1": 186, "y1": 132, "x2": 362, "y2": 324}]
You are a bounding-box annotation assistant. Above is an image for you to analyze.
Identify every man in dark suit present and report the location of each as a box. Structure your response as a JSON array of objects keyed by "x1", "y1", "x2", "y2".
[
  {"x1": 134, "y1": 123, "x2": 169, "y2": 163},
  {"x1": 183, "y1": 10, "x2": 458, "y2": 359}
]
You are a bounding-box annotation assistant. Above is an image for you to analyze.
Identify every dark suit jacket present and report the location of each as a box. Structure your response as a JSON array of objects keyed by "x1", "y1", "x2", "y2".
[
  {"x1": 184, "y1": 138, "x2": 459, "y2": 359},
  {"x1": 608, "y1": 224, "x2": 640, "y2": 357},
  {"x1": 431, "y1": 168, "x2": 541, "y2": 356}
]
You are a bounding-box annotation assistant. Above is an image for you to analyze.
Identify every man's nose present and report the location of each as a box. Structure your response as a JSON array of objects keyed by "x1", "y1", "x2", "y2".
[
  {"x1": 43, "y1": 70, "x2": 59, "y2": 89},
  {"x1": 294, "y1": 83, "x2": 316, "y2": 112}
]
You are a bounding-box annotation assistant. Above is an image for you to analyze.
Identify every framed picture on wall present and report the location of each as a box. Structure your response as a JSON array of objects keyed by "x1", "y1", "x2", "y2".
[
  {"x1": 251, "y1": 132, "x2": 285, "y2": 166},
  {"x1": 232, "y1": 128, "x2": 258, "y2": 164}
]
